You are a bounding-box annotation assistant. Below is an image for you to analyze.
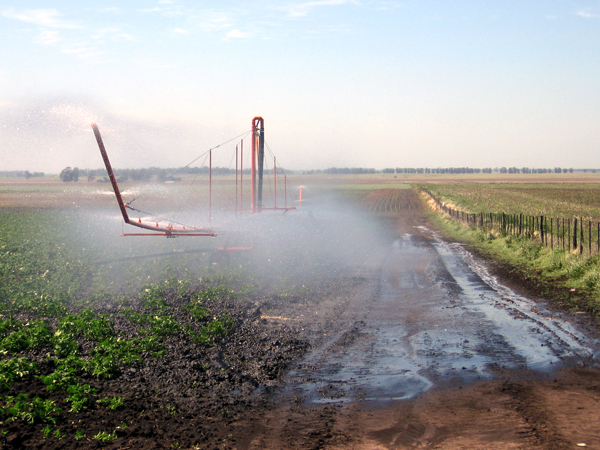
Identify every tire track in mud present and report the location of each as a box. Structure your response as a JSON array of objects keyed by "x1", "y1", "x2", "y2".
[{"x1": 501, "y1": 380, "x2": 570, "y2": 449}]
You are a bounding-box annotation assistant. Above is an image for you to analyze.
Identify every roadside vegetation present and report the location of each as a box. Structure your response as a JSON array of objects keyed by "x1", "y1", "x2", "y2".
[{"x1": 420, "y1": 183, "x2": 600, "y2": 318}]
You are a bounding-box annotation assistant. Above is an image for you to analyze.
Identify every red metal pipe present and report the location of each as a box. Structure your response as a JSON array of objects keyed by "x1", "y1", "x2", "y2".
[
  {"x1": 251, "y1": 116, "x2": 264, "y2": 213},
  {"x1": 257, "y1": 118, "x2": 264, "y2": 211},
  {"x1": 122, "y1": 232, "x2": 217, "y2": 237},
  {"x1": 240, "y1": 139, "x2": 243, "y2": 214},
  {"x1": 92, "y1": 123, "x2": 130, "y2": 224},
  {"x1": 259, "y1": 207, "x2": 296, "y2": 211},
  {"x1": 251, "y1": 123, "x2": 256, "y2": 213},
  {"x1": 209, "y1": 149, "x2": 212, "y2": 224},
  {"x1": 91, "y1": 123, "x2": 216, "y2": 237},
  {"x1": 235, "y1": 145, "x2": 238, "y2": 218}
]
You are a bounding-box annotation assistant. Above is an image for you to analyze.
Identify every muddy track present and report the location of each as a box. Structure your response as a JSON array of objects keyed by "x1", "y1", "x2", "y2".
[{"x1": 239, "y1": 189, "x2": 600, "y2": 449}]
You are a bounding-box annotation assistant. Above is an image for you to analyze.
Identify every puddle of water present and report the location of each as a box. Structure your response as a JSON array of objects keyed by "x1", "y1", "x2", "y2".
[{"x1": 283, "y1": 229, "x2": 599, "y2": 404}]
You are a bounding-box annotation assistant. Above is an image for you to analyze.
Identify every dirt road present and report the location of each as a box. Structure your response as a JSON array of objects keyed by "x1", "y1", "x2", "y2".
[{"x1": 239, "y1": 190, "x2": 600, "y2": 449}]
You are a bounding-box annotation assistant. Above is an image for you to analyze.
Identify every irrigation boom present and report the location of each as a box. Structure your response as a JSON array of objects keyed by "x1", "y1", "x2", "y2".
[
  {"x1": 91, "y1": 117, "x2": 295, "y2": 238},
  {"x1": 91, "y1": 123, "x2": 217, "y2": 237}
]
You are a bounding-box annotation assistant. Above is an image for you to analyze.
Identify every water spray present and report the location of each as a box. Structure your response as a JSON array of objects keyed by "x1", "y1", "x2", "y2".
[
  {"x1": 91, "y1": 117, "x2": 296, "y2": 240},
  {"x1": 91, "y1": 123, "x2": 217, "y2": 237}
]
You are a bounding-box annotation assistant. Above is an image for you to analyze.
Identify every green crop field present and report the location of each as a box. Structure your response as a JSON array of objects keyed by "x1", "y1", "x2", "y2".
[
  {"x1": 0, "y1": 198, "x2": 269, "y2": 444},
  {"x1": 420, "y1": 183, "x2": 600, "y2": 220}
]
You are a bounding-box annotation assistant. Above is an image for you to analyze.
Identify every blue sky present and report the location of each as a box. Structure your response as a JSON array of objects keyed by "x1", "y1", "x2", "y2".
[{"x1": 1, "y1": 1, "x2": 599, "y2": 172}]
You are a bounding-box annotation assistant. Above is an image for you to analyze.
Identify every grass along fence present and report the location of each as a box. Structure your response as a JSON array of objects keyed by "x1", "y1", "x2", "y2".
[{"x1": 422, "y1": 187, "x2": 600, "y2": 256}]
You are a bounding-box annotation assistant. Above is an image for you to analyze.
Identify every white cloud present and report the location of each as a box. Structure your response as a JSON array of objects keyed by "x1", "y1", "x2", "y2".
[
  {"x1": 60, "y1": 41, "x2": 107, "y2": 63},
  {"x1": 275, "y1": 0, "x2": 359, "y2": 18},
  {"x1": 138, "y1": 7, "x2": 166, "y2": 13},
  {"x1": 138, "y1": 4, "x2": 183, "y2": 15},
  {"x1": 374, "y1": 0, "x2": 403, "y2": 10},
  {"x1": 91, "y1": 28, "x2": 136, "y2": 42},
  {"x1": 225, "y1": 29, "x2": 249, "y2": 39},
  {"x1": 91, "y1": 27, "x2": 119, "y2": 38},
  {"x1": 2, "y1": 7, "x2": 136, "y2": 63},
  {"x1": 99, "y1": 7, "x2": 121, "y2": 13},
  {"x1": 61, "y1": 42, "x2": 92, "y2": 55},
  {"x1": 173, "y1": 27, "x2": 189, "y2": 34},
  {"x1": 117, "y1": 33, "x2": 135, "y2": 41},
  {"x1": 34, "y1": 30, "x2": 61, "y2": 45},
  {"x1": 2, "y1": 8, "x2": 83, "y2": 29},
  {"x1": 576, "y1": 10, "x2": 598, "y2": 18},
  {"x1": 197, "y1": 12, "x2": 233, "y2": 32},
  {"x1": 134, "y1": 58, "x2": 175, "y2": 71}
]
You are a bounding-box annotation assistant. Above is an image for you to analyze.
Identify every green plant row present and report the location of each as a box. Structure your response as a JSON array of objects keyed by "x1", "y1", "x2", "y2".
[{"x1": 0, "y1": 277, "x2": 238, "y2": 440}]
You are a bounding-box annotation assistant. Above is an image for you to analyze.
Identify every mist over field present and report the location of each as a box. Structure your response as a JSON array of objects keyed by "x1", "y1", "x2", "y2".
[
  {"x1": 0, "y1": 100, "x2": 224, "y2": 173},
  {"x1": 61, "y1": 188, "x2": 388, "y2": 296}
]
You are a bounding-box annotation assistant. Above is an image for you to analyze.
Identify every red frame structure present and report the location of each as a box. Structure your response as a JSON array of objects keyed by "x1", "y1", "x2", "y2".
[
  {"x1": 91, "y1": 123, "x2": 217, "y2": 237},
  {"x1": 92, "y1": 117, "x2": 296, "y2": 238}
]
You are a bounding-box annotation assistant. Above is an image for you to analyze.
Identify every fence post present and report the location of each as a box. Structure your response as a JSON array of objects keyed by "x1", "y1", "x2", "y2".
[
  {"x1": 573, "y1": 218, "x2": 578, "y2": 252},
  {"x1": 580, "y1": 217, "x2": 584, "y2": 254},
  {"x1": 550, "y1": 218, "x2": 553, "y2": 250},
  {"x1": 589, "y1": 220, "x2": 592, "y2": 255},
  {"x1": 540, "y1": 216, "x2": 544, "y2": 244}
]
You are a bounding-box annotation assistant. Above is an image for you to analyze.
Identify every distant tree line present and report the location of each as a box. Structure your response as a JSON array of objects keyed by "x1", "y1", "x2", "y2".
[
  {"x1": 392, "y1": 167, "x2": 492, "y2": 174},
  {"x1": 5, "y1": 165, "x2": 599, "y2": 182},
  {"x1": 305, "y1": 168, "x2": 378, "y2": 175},
  {"x1": 0, "y1": 171, "x2": 45, "y2": 178},
  {"x1": 59, "y1": 166, "x2": 253, "y2": 183},
  {"x1": 303, "y1": 167, "x2": 597, "y2": 175},
  {"x1": 24, "y1": 165, "x2": 599, "y2": 183}
]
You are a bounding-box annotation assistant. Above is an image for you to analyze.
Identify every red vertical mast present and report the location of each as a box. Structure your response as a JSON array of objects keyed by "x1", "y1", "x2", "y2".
[{"x1": 251, "y1": 116, "x2": 264, "y2": 213}]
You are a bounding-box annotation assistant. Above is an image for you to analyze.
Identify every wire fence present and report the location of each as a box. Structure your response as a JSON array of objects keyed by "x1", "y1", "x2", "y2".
[{"x1": 421, "y1": 188, "x2": 600, "y2": 257}]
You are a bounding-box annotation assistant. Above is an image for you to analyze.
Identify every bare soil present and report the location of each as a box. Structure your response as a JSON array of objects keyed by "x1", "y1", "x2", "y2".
[{"x1": 3, "y1": 189, "x2": 600, "y2": 449}]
